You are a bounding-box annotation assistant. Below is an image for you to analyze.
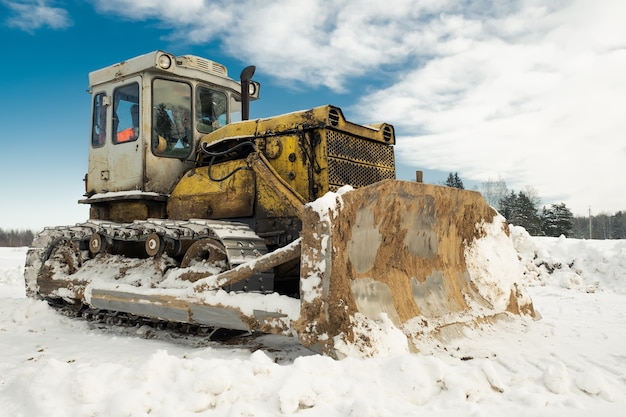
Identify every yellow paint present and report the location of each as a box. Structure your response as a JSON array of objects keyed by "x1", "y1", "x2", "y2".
[
  {"x1": 168, "y1": 159, "x2": 255, "y2": 220},
  {"x1": 180, "y1": 105, "x2": 396, "y2": 223}
]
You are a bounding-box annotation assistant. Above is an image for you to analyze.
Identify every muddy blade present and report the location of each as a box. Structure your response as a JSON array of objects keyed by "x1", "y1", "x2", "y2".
[
  {"x1": 89, "y1": 289, "x2": 253, "y2": 331},
  {"x1": 295, "y1": 180, "x2": 535, "y2": 357}
]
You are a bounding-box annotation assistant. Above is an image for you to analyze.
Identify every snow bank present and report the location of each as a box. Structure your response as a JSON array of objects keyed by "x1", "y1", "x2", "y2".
[
  {"x1": 511, "y1": 225, "x2": 626, "y2": 293},
  {"x1": 2, "y1": 231, "x2": 626, "y2": 416}
]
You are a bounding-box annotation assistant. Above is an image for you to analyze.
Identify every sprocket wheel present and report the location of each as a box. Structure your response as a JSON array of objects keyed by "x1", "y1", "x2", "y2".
[{"x1": 180, "y1": 238, "x2": 229, "y2": 280}]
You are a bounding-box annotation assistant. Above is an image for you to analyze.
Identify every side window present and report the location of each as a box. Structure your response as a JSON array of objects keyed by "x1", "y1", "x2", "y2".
[
  {"x1": 91, "y1": 92, "x2": 107, "y2": 147},
  {"x1": 196, "y1": 87, "x2": 227, "y2": 134},
  {"x1": 113, "y1": 83, "x2": 140, "y2": 144},
  {"x1": 152, "y1": 79, "x2": 192, "y2": 158},
  {"x1": 229, "y1": 95, "x2": 242, "y2": 123}
]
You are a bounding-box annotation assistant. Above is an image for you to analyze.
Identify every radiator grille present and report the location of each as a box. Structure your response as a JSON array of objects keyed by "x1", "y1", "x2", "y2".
[{"x1": 326, "y1": 130, "x2": 395, "y2": 190}]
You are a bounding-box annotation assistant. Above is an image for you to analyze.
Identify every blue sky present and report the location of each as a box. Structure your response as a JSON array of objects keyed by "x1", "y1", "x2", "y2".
[{"x1": 1, "y1": 0, "x2": 625, "y2": 231}]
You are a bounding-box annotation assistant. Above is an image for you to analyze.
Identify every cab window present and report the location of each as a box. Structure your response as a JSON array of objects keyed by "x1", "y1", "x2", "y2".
[
  {"x1": 196, "y1": 87, "x2": 227, "y2": 134},
  {"x1": 152, "y1": 79, "x2": 192, "y2": 158},
  {"x1": 230, "y1": 95, "x2": 242, "y2": 123},
  {"x1": 113, "y1": 83, "x2": 140, "y2": 144},
  {"x1": 91, "y1": 92, "x2": 107, "y2": 147}
]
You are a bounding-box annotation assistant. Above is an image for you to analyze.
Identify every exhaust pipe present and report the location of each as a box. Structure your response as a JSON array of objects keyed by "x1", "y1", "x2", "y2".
[{"x1": 240, "y1": 66, "x2": 256, "y2": 121}]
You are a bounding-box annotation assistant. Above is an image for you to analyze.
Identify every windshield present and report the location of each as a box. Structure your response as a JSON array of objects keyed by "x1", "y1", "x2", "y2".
[{"x1": 152, "y1": 78, "x2": 192, "y2": 158}]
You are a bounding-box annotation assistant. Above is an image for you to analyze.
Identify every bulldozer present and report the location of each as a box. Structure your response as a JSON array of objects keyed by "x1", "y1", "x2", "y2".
[{"x1": 24, "y1": 51, "x2": 535, "y2": 358}]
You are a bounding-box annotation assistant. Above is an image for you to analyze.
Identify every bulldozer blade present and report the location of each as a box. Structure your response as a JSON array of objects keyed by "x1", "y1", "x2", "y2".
[
  {"x1": 89, "y1": 289, "x2": 269, "y2": 331},
  {"x1": 294, "y1": 180, "x2": 535, "y2": 358}
]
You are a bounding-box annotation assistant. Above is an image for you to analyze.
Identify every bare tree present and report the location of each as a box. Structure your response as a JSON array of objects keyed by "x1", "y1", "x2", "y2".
[{"x1": 480, "y1": 177, "x2": 508, "y2": 210}]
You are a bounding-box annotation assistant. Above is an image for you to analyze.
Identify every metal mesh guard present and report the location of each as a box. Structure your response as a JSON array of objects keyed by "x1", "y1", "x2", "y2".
[{"x1": 327, "y1": 130, "x2": 395, "y2": 189}]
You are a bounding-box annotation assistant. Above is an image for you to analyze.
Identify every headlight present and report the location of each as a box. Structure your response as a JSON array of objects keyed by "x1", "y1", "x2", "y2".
[
  {"x1": 248, "y1": 81, "x2": 260, "y2": 97},
  {"x1": 157, "y1": 54, "x2": 172, "y2": 69}
]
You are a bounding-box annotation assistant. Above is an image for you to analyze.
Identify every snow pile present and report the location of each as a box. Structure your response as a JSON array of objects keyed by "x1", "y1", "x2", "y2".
[
  {"x1": 2, "y1": 232, "x2": 626, "y2": 416},
  {"x1": 464, "y1": 214, "x2": 527, "y2": 311},
  {"x1": 511, "y1": 225, "x2": 626, "y2": 293}
]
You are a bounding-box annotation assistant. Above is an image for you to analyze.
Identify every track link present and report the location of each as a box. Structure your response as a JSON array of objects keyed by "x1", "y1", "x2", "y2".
[
  {"x1": 25, "y1": 218, "x2": 270, "y2": 300},
  {"x1": 48, "y1": 297, "x2": 249, "y2": 342}
]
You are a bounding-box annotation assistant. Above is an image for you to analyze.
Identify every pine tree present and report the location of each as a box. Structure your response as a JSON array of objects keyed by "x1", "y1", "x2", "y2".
[
  {"x1": 499, "y1": 191, "x2": 518, "y2": 221},
  {"x1": 541, "y1": 203, "x2": 573, "y2": 237},
  {"x1": 499, "y1": 191, "x2": 543, "y2": 235},
  {"x1": 445, "y1": 172, "x2": 464, "y2": 189},
  {"x1": 515, "y1": 192, "x2": 543, "y2": 235}
]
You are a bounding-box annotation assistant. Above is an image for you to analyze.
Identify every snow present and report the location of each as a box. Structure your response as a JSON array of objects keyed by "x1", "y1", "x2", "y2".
[
  {"x1": 85, "y1": 190, "x2": 165, "y2": 200},
  {"x1": 2, "y1": 231, "x2": 626, "y2": 416},
  {"x1": 332, "y1": 312, "x2": 410, "y2": 358},
  {"x1": 465, "y1": 214, "x2": 526, "y2": 311},
  {"x1": 44, "y1": 249, "x2": 301, "y2": 324},
  {"x1": 299, "y1": 185, "x2": 351, "y2": 304}
]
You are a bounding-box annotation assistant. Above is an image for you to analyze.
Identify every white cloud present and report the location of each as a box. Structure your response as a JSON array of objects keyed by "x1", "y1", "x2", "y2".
[
  {"x1": 352, "y1": 0, "x2": 626, "y2": 215},
  {"x1": 91, "y1": 0, "x2": 458, "y2": 90},
  {"x1": 89, "y1": 0, "x2": 626, "y2": 215},
  {"x1": 4, "y1": 0, "x2": 71, "y2": 32}
]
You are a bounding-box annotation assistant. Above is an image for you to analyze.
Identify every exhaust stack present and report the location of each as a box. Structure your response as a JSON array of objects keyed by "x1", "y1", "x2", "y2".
[{"x1": 240, "y1": 66, "x2": 256, "y2": 121}]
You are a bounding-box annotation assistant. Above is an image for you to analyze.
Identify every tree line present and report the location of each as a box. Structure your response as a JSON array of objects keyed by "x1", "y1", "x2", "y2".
[
  {"x1": 445, "y1": 173, "x2": 625, "y2": 239},
  {"x1": 570, "y1": 211, "x2": 626, "y2": 239},
  {"x1": 0, "y1": 228, "x2": 35, "y2": 247}
]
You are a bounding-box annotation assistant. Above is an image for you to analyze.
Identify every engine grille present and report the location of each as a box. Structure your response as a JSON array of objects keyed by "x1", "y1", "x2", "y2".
[{"x1": 326, "y1": 130, "x2": 395, "y2": 190}]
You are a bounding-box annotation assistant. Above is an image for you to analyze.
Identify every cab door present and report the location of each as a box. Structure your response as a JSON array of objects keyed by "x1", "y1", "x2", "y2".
[{"x1": 87, "y1": 78, "x2": 143, "y2": 193}]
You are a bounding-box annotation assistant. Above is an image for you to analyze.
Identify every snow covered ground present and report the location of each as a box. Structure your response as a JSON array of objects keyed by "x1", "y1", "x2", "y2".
[{"x1": 1, "y1": 229, "x2": 625, "y2": 416}]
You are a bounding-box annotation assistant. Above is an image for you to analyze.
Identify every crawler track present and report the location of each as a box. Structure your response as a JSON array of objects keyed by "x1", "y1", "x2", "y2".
[
  {"x1": 25, "y1": 218, "x2": 270, "y2": 297},
  {"x1": 47, "y1": 296, "x2": 250, "y2": 341}
]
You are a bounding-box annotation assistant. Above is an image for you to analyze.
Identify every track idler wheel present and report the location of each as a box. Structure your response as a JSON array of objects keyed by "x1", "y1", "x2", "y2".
[
  {"x1": 144, "y1": 233, "x2": 164, "y2": 257},
  {"x1": 88, "y1": 233, "x2": 107, "y2": 256}
]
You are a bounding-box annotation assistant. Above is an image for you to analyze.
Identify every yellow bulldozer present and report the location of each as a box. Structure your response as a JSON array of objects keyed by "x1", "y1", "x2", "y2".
[{"x1": 24, "y1": 51, "x2": 535, "y2": 357}]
